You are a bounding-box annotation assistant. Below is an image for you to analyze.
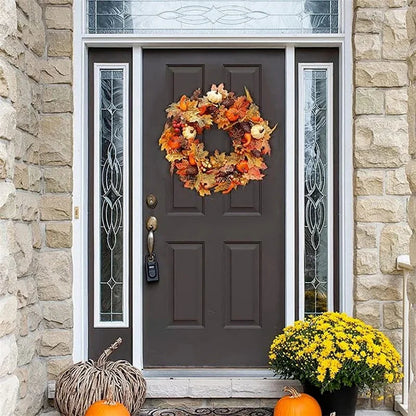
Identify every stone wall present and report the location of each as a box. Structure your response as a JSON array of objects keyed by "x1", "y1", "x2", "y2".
[
  {"x1": 353, "y1": 0, "x2": 411, "y2": 407},
  {"x1": 406, "y1": 1, "x2": 416, "y2": 414},
  {"x1": 0, "y1": 0, "x2": 73, "y2": 415}
]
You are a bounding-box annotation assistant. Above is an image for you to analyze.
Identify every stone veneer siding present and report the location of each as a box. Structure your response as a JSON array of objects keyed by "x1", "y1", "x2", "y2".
[
  {"x1": 407, "y1": 1, "x2": 416, "y2": 415},
  {"x1": 353, "y1": 0, "x2": 411, "y2": 406},
  {"x1": 0, "y1": 0, "x2": 73, "y2": 415}
]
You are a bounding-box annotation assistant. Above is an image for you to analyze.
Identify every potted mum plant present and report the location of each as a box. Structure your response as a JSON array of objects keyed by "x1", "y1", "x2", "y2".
[{"x1": 269, "y1": 312, "x2": 403, "y2": 416}]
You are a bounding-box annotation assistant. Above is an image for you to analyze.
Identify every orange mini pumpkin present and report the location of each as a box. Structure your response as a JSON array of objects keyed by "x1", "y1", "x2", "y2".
[
  {"x1": 85, "y1": 398, "x2": 130, "y2": 416},
  {"x1": 274, "y1": 386, "x2": 322, "y2": 416},
  {"x1": 225, "y1": 108, "x2": 239, "y2": 122}
]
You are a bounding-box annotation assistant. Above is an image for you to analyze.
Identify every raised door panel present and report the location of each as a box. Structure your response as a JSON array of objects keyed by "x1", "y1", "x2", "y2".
[
  {"x1": 169, "y1": 243, "x2": 205, "y2": 327},
  {"x1": 225, "y1": 243, "x2": 261, "y2": 327}
]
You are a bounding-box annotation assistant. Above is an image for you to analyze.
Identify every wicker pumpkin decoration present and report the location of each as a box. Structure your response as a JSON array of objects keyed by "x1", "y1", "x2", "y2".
[
  {"x1": 55, "y1": 338, "x2": 146, "y2": 416},
  {"x1": 274, "y1": 386, "x2": 322, "y2": 416}
]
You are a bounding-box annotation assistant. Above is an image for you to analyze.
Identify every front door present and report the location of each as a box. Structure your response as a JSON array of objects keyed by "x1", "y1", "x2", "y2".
[{"x1": 143, "y1": 49, "x2": 286, "y2": 367}]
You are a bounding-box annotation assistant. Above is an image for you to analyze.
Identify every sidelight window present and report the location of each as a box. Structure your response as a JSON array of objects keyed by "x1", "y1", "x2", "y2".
[
  {"x1": 93, "y1": 64, "x2": 129, "y2": 327},
  {"x1": 298, "y1": 64, "x2": 334, "y2": 318},
  {"x1": 87, "y1": 0, "x2": 340, "y2": 35}
]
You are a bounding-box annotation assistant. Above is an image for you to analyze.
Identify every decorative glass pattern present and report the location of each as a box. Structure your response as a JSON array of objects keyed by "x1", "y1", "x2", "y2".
[
  {"x1": 303, "y1": 69, "x2": 329, "y2": 316},
  {"x1": 87, "y1": 0, "x2": 339, "y2": 34},
  {"x1": 99, "y1": 68, "x2": 126, "y2": 323}
]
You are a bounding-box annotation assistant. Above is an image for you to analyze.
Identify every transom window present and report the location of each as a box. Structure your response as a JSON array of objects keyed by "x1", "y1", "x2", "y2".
[{"x1": 87, "y1": 0, "x2": 340, "y2": 35}]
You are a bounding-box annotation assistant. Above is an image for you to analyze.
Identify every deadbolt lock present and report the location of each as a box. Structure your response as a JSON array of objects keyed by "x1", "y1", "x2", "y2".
[{"x1": 146, "y1": 193, "x2": 158, "y2": 208}]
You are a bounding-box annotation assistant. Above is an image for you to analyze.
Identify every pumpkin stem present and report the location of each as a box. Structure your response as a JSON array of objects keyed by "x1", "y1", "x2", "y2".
[
  {"x1": 105, "y1": 385, "x2": 117, "y2": 406},
  {"x1": 97, "y1": 338, "x2": 122, "y2": 367},
  {"x1": 283, "y1": 386, "x2": 302, "y2": 398}
]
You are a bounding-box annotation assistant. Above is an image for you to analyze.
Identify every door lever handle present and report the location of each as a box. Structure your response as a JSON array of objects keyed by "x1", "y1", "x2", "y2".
[
  {"x1": 146, "y1": 216, "x2": 158, "y2": 258},
  {"x1": 147, "y1": 228, "x2": 154, "y2": 257},
  {"x1": 145, "y1": 216, "x2": 159, "y2": 282}
]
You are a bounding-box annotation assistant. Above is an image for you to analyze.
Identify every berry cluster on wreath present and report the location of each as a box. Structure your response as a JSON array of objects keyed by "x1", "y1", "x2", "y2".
[{"x1": 159, "y1": 83, "x2": 277, "y2": 196}]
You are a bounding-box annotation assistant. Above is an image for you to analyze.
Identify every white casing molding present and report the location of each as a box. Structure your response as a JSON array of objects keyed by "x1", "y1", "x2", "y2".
[{"x1": 73, "y1": 0, "x2": 354, "y2": 389}]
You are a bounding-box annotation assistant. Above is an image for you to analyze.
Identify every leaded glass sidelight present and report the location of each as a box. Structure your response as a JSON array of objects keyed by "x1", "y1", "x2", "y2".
[
  {"x1": 87, "y1": 0, "x2": 340, "y2": 35},
  {"x1": 299, "y1": 64, "x2": 333, "y2": 318},
  {"x1": 94, "y1": 64, "x2": 129, "y2": 327}
]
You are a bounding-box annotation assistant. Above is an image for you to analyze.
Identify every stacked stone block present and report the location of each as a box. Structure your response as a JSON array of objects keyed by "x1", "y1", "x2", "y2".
[
  {"x1": 0, "y1": 0, "x2": 73, "y2": 415},
  {"x1": 354, "y1": 0, "x2": 411, "y2": 407}
]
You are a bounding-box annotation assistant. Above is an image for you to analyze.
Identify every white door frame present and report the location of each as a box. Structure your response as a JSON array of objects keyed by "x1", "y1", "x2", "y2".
[{"x1": 72, "y1": 1, "x2": 354, "y2": 375}]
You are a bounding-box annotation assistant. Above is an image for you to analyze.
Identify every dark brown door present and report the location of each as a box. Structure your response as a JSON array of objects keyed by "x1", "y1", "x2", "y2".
[{"x1": 143, "y1": 49, "x2": 285, "y2": 367}]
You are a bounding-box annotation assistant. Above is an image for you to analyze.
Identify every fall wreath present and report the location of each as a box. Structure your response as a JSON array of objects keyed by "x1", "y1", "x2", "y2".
[{"x1": 159, "y1": 83, "x2": 277, "y2": 196}]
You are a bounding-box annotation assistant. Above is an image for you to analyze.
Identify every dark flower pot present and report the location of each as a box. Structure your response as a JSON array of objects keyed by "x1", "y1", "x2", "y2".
[{"x1": 302, "y1": 383, "x2": 359, "y2": 416}]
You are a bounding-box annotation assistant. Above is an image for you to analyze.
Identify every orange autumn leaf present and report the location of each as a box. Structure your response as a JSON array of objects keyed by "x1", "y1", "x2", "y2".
[
  {"x1": 188, "y1": 153, "x2": 197, "y2": 166},
  {"x1": 179, "y1": 95, "x2": 188, "y2": 111},
  {"x1": 222, "y1": 181, "x2": 237, "y2": 194},
  {"x1": 175, "y1": 160, "x2": 190, "y2": 176},
  {"x1": 246, "y1": 167, "x2": 264, "y2": 180},
  {"x1": 231, "y1": 96, "x2": 250, "y2": 119}
]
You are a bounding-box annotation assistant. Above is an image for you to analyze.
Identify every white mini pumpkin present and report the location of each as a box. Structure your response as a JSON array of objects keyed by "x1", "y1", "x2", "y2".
[
  {"x1": 251, "y1": 124, "x2": 266, "y2": 139},
  {"x1": 206, "y1": 90, "x2": 223, "y2": 103},
  {"x1": 183, "y1": 125, "x2": 197, "y2": 140}
]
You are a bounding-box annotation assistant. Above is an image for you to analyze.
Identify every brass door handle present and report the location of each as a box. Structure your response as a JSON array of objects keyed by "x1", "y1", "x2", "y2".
[
  {"x1": 146, "y1": 216, "x2": 157, "y2": 258},
  {"x1": 147, "y1": 229, "x2": 154, "y2": 257}
]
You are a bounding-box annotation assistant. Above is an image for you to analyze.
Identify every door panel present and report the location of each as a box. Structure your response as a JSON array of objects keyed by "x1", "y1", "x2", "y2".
[
  {"x1": 143, "y1": 49, "x2": 285, "y2": 367},
  {"x1": 225, "y1": 242, "x2": 261, "y2": 326}
]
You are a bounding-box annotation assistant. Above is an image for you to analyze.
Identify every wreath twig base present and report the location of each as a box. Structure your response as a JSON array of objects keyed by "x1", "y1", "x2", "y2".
[{"x1": 159, "y1": 83, "x2": 277, "y2": 196}]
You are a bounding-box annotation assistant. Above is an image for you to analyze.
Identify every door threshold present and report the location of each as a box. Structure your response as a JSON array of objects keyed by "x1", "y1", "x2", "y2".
[{"x1": 144, "y1": 370, "x2": 300, "y2": 399}]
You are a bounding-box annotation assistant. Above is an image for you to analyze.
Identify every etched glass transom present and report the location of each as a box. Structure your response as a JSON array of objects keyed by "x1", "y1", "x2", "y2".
[
  {"x1": 87, "y1": 1, "x2": 339, "y2": 34},
  {"x1": 303, "y1": 69, "x2": 330, "y2": 316},
  {"x1": 99, "y1": 68, "x2": 126, "y2": 323}
]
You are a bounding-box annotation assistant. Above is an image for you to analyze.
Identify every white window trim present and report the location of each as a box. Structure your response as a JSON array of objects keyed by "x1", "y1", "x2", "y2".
[
  {"x1": 72, "y1": 0, "x2": 354, "y2": 371},
  {"x1": 298, "y1": 63, "x2": 334, "y2": 319},
  {"x1": 93, "y1": 63, "x2": 130, "y2": 328}
]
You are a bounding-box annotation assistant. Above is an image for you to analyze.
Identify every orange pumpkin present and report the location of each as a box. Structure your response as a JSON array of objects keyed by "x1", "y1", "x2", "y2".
[
  {"x1": 274, "y1": 386, "x2": 321, "y2": 416},
  {"x1": 225, "y1": 108, "x2": 239, "y2": 122},
  {"x1": 85, "y1": 398, "x2": 130, "y2": 416}
]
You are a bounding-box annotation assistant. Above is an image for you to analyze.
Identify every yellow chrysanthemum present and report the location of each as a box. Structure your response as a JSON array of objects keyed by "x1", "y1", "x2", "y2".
[{"x1": 268, "y1": 312, "x2": 403, "y2": 392}]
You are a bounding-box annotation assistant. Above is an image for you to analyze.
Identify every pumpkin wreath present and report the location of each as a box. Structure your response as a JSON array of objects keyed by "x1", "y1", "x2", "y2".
[{"x1": 159, "y1": 83, "x2": 277, "y2": 196}]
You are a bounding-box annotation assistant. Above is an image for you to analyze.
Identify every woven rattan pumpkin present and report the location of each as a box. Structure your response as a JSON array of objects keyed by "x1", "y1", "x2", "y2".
[{"x1": 55, "y1": 338, "x2": 146, "y2": 416}]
